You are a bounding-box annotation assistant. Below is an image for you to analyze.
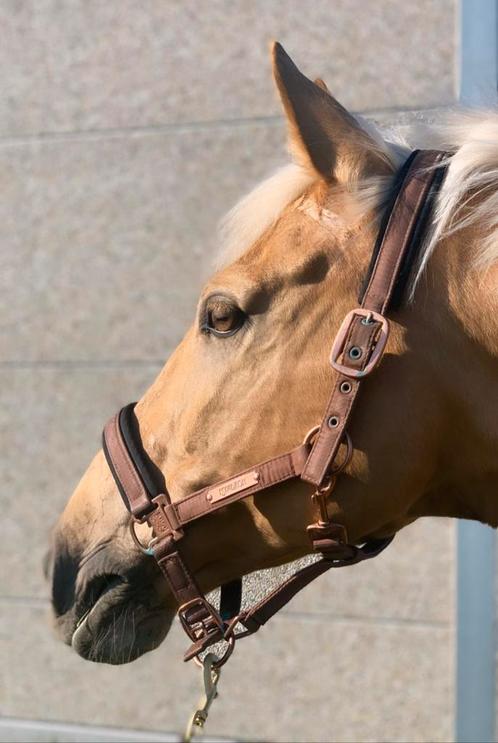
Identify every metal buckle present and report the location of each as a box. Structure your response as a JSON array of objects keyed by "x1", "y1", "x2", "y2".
[
  {"x1": 179, "y1": 597, "x2": 224, "y2": 641},
  {"x1": 151, "y1": 494, "x2": 184, "y2": 541},
  {"x1": 306, "y1": 520, "x2": 350, "y2": 550},
  {"x1": 179, "y1": 598, "x2": 255, "y2": 669},
  {"x1": 179, "y1": 597, "x2": 239, "y2": 670},
  {"x1": 329, "y1": 308, "x2": 389, "y2": 379}
]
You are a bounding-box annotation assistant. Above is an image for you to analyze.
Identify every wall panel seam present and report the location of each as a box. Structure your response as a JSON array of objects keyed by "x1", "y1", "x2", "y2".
[{"x1": 0, "y1": 105, "x2": 453, "y2": 148}]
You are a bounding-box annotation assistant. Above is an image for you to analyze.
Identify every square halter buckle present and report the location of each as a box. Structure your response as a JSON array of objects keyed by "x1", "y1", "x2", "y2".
[
  {"x1": 179, "y1": 597, "x2": 237, "y2": 667},
  {"x1": 178, "y1": 597, "x2": 225, "y2": 645},
  {"x1": 329, "y1": 308, "x2": 389, "y2": 379}
]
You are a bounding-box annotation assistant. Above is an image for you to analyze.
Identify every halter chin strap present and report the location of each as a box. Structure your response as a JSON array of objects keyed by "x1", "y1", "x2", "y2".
[{"x1": 102, "y1": 149, "x2": 448, "y2": 667}]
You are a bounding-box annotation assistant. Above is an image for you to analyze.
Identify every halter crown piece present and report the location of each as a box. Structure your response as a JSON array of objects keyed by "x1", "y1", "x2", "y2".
[{"x1": 103, "y1": 149, "x2": 448, "y2": 669}]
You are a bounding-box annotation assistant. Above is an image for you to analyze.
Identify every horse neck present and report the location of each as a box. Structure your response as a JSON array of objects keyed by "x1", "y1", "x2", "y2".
[{"x1": 414, "y1": 227, "x2": 498, "y2": 526}]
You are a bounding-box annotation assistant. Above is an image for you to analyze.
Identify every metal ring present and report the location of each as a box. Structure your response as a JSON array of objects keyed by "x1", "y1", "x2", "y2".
[
  {"x1": 303, "y1": 426, "x2": 353, "y2": 474},
  {"x1": 330, "y1": 432, "x2": 354, "y2": 474},
  {"x1": 223, "y1": 613, "x2": 253, "y2": 641},
  {"x1": 315, "y1": 474, "x2": 337, "y2": 496},
  {"x1": 193, "y1": 634, "x2": 236, "y2": 670},
  {"x1": 303, "y1": 424, "x2": 320, "y2": 446},
  {"x1": 129, "y1": 519, "x2": 157, "y2": 556}
]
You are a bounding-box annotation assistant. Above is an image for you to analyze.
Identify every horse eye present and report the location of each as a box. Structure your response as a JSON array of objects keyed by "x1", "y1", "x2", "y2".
[{"x1": 203, "y1": 298, "x2": 246, "y2": 337}]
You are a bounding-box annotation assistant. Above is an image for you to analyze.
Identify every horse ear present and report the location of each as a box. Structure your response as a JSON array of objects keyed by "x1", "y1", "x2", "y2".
[{"x1": 271, "y1": 42, "x2": 393, "y2": 184}]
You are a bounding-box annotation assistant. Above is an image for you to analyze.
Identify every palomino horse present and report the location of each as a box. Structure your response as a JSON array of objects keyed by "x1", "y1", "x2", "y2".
[{"x1": 48, "y1": 43, "x2": 498, "y2": 667}]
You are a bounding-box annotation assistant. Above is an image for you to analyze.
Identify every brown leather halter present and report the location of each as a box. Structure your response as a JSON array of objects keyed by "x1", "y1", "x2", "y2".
[{"x1": 102, "y1": 149, "x2": 448, "y2": 668}]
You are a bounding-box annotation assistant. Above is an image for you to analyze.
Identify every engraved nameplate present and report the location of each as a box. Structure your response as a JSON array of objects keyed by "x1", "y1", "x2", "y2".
[{"x1": 207, "y1": 471, "x2": 260, "y2": 503}]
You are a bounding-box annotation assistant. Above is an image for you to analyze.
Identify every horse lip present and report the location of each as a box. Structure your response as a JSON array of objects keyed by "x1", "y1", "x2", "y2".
[
  {"x1": 70, "y1": 576, "x2": 172, "y2": 664},
  {"x1": 71, "y1": 575, "x2": 124, "y2": 645}
]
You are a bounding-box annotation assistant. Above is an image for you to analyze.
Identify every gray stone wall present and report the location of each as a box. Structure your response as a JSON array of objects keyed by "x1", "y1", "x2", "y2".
[{"x1": 1, "y1": 2, "x2": 457, "y2": 741}]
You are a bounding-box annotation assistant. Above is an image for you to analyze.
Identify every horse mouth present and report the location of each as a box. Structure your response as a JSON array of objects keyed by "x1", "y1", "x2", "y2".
[
  {"x1": 72, "y1": 574, "x2": 124, "y2": 639},
  {"x1": 70, "y1": 572, "x2": 171, "y2": 665}
]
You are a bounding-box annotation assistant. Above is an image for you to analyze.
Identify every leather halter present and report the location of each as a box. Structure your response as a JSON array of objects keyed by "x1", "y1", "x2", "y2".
[{"x1": 102, "y1": 149, "x2": 448, "y2": 667}]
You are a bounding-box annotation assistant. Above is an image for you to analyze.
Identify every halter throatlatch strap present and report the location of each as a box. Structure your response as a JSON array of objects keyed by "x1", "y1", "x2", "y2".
[{"x1": 102, "y1": 148, "x2": 448, "y2": 667}]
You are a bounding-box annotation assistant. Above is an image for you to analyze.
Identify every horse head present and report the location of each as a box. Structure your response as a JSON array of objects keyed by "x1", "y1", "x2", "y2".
[{"x1": 47, "y1": 44, "x2": 498, "y2": 665}]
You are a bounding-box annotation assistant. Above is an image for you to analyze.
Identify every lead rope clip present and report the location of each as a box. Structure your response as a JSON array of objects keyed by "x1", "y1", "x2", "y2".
[{"x1": 183, "y1": 653, "x2": 221, "y2": 742}]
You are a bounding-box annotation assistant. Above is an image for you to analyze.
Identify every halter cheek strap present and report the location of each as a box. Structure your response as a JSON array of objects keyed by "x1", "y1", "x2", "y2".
[{"x1": 102, "y1": 149, "x2": 448, "y2": 668}]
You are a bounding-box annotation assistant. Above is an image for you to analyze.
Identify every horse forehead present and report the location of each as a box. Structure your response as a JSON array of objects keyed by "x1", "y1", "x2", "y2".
[
  {"x1": 211, "y1": 209, "x2": 338, "y2": 286},
  {"x1": 297, "y1": 196, "x2": 346, "y2": 230}
]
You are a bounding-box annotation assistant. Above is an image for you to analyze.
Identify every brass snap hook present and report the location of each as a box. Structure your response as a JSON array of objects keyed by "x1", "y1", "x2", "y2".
[
  {"x1": 184, "y1": 653, "x2": 222, "y2": 742},
  {"x1": 312, "y1": 475, "x2": 337, "y2": 525}
]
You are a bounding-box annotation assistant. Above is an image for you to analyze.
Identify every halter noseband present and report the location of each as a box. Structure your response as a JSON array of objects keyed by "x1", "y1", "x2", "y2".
[{"x1": 102, "y1": 149, "x2": 448, "y2": 668}]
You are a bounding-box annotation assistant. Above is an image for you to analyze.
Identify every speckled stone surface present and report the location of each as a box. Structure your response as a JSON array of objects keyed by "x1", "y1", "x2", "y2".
[{"x1": 243, "y1": 516, "x2": 454, "y2": 624}]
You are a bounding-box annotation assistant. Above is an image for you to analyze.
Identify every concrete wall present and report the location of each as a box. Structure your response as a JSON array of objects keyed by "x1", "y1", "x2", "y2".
[{"x1": 1, "y1": 2, "x2": 458, "y2": 741}]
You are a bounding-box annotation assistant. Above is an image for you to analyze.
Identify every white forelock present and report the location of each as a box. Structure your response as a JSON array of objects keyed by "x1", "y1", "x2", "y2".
[{"x1": 216, "y1": 163, "x2": 315, "y2": 267}]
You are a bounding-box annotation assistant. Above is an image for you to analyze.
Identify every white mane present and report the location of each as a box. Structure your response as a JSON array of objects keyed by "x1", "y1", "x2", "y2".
[
  {"x1": 408, "y1": 112, "x2": 498, "y2": 288},
  {"x1": 217, "y1": 111, "x2": 498, "y2": 289}
]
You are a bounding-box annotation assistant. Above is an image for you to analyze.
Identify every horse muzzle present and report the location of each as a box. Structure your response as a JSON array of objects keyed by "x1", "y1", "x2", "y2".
[{"x1": 46, "y1": 533, "x2": 174, "y2": 664}]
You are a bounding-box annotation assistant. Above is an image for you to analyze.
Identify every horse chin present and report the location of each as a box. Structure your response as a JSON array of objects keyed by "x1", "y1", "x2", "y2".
[{"x1": 70, "y1": 579, "x2": 173, "y2": 665}]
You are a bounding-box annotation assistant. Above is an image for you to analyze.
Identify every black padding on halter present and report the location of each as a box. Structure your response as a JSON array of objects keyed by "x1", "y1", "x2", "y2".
[
  {"x1": 102, "y1": 403, "x2": 159, "y2": 513},
  {"x1": 358, "y1": 149, "x2": 449, "y2": 311},
  {"x1": 388, "y1": 159, "x2": 448, "y2": 310},
  {"x1": 117, "y1": 403, "x2": 162, "y2": 499},
  {"x1": 220, "y1": 579, "x2": 243, "y2": 622},
  {"x1": 358, "y1": 150, "x2": 420, "y2": 306}
]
